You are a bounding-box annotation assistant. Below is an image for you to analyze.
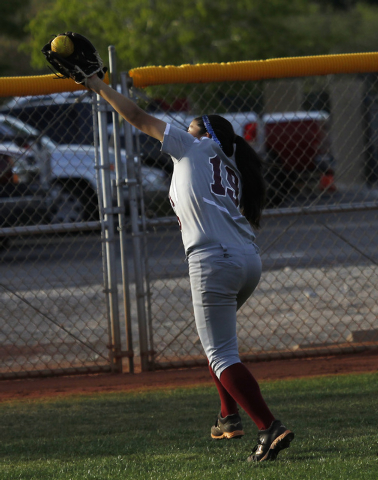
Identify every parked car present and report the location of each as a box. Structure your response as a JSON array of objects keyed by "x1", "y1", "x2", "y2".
[
  {"x1": 0, "y1": 114, "x2": 52, "y2": 186},
  {"x1": 0, "y1": 114, "x2": 171, "y2": 224},
  {"x1": 0, "y1": 145, "x2": 50, "y2": 233},
  {"x1": 1, "y1": 92, "x2": 94, "y2": 145},
  {"x1": 48, "y1": 146, "x2": 170, "y2": 222}
]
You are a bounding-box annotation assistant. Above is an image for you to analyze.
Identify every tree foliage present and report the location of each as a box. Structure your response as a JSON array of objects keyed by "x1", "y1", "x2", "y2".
[
  {"x1": 26, "y1": 0, "x2": 316, "y2": 72},
  {"x1": 0, "y1": 0, "x2": 32, "y2": 76},
  {"x1": 15, "y1": 0, "x2": 378, "y2": 76},
  {"x1": 0, "y1": 0, "x2": 31, "y2": 38}
]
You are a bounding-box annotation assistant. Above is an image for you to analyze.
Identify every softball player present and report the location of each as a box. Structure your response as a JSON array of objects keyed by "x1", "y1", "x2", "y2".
[{"x1": 87, "y1": 75, "x2": 294, "y2": 462}]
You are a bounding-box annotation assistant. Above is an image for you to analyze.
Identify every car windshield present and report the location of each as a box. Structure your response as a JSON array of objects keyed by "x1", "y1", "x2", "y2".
[
  {"x1": 0, "y1": 116, "x2": 58, "y2": 150},
  {"x1": 1, "y1": 118, "x2": 36, "y2": 136}
]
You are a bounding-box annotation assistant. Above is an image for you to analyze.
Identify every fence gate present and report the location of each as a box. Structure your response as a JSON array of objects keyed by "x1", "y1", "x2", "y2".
[{"x1": 0, "y1": 85, "x2": 127, "y2": 378}]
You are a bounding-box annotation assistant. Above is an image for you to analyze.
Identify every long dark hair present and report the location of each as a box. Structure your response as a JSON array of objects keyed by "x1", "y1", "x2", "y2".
[{"x1": 194, "y1": 115, "x2": 266, "y2": 229}]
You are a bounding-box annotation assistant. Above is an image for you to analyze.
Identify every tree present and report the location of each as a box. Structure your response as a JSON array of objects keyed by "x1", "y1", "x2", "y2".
[
  {"x1": 26, "y1": 0, "x2": 315, "y2": 73},
  {"x1": 19, "y1": 0, "x2": 378, "y2": 77},
  {"x1": 0, "y1": 0, "x2": 31, "y2": 76},
  {"x1": 0, "y1": 1, "x2": 31, "y2": 38},
  {"x1": 313, "y1": 0, "x2": 357, "y2": 10}
]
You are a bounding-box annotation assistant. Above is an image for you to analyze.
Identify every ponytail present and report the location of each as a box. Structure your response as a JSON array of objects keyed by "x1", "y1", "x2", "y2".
[{"x1": 234, "y1": 135, "x2": 266, "y2": 229}]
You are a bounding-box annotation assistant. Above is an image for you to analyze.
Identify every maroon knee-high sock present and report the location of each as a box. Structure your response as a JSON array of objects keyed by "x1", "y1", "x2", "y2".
[
  {"x1": 208, "y1": 363, "x2": 238, "y2": 418},
  {"x1": 219, "y1": 362, "x2": 275, "y2": 430}
]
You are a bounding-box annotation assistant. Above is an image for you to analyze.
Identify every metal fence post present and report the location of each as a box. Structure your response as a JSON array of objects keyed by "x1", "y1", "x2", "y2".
[
  {"x1": 92, "y1": 93, "x2": 113, "y2": 369},
  {"x1": 121, "y1": 72, "x2": 150, "y2": 372},
  {"x1": 108, "y1": 45, "x2": 134, "y2": 373},
  {"x1": 97, "y1": 93, "x2": 123, "y2": 372}
]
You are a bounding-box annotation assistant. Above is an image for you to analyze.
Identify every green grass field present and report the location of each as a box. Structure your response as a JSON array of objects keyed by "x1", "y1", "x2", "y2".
[{"x1": 0, "y1": 372, "x2": 377, "y2": 479}]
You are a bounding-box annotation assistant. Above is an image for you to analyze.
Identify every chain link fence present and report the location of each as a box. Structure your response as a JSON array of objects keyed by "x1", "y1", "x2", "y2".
[
  {"x1": 129, "y1": 73, "x2": 378, "y2": 369},
  {"x1": 0, "y1": 91, "x2": 114, "y2": 377},
  {"x1": 1, "y1": 55, "x2": 377, "y2": 377},
  {"x1": 0, "y1": 74, "x2": 172, "y2": 377}
]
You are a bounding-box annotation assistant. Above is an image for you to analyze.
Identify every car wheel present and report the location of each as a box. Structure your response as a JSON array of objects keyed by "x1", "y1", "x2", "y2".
[{"x1": 48, "y1": 184, "x2": 86, "y2": 223}]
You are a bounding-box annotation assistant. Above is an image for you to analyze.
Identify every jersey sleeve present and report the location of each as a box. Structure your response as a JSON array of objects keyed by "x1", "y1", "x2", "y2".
[{"x1": 161, "y1": 124, "x2": 196, "y2": 162}]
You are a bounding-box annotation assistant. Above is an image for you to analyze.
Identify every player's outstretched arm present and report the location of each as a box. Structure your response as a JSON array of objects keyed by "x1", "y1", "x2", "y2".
[{"x1": 87, "y1": 75, "x2": 166, "y2": 141}]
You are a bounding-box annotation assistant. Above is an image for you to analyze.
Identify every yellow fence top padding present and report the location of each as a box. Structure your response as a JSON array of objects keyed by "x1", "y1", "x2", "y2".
[
  {"x1": 0, "y1": 72, "x2": 109, "y2": 98},
  {"x1": 129, "y1": 52, "x2": 378, "y2": 88},
  {"x1": 1, "y1": 52, "x2": 377, "y2": 96}
]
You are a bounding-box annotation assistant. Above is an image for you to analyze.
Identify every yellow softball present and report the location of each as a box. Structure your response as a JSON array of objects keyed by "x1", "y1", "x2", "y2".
[{"x1": 51, "y1": 35, "x2": 74, "y2": 57}]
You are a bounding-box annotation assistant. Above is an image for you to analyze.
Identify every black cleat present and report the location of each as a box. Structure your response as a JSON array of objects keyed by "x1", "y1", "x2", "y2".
[
  {"x1": 247, "y1": 419, "x2": 294, "y2": 462},
  {"x1": 211, "y1": 412, "x2": 245, "y2": 440}
]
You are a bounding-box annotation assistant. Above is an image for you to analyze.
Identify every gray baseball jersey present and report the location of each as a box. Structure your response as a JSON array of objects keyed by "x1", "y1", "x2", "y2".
[{"x1": 161, "y1": 124, "x2": 256, "y2": 254}]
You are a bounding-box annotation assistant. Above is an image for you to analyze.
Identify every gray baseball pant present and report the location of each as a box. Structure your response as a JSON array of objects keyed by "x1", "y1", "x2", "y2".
[{"x1": 188, "y1": 242, "x2": 262, "y2": 379}]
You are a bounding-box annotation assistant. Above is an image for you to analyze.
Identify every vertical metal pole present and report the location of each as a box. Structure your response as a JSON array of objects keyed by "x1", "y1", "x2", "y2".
[
  {"x1": 97, "y1": 93, "x2": 123, "y2": 372},
  {"x1": 121, "y1": 71, "x2": 150, "y2": 372},
  {"x1": 134, "y1": 134, "x2": 154, "y2": 369},
  {"x1": 92, "y1": 94, "x2": 113, "y2": 363},
  {"x1": 108, "y1": 45, "x2": 134, "y2": 373}
]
